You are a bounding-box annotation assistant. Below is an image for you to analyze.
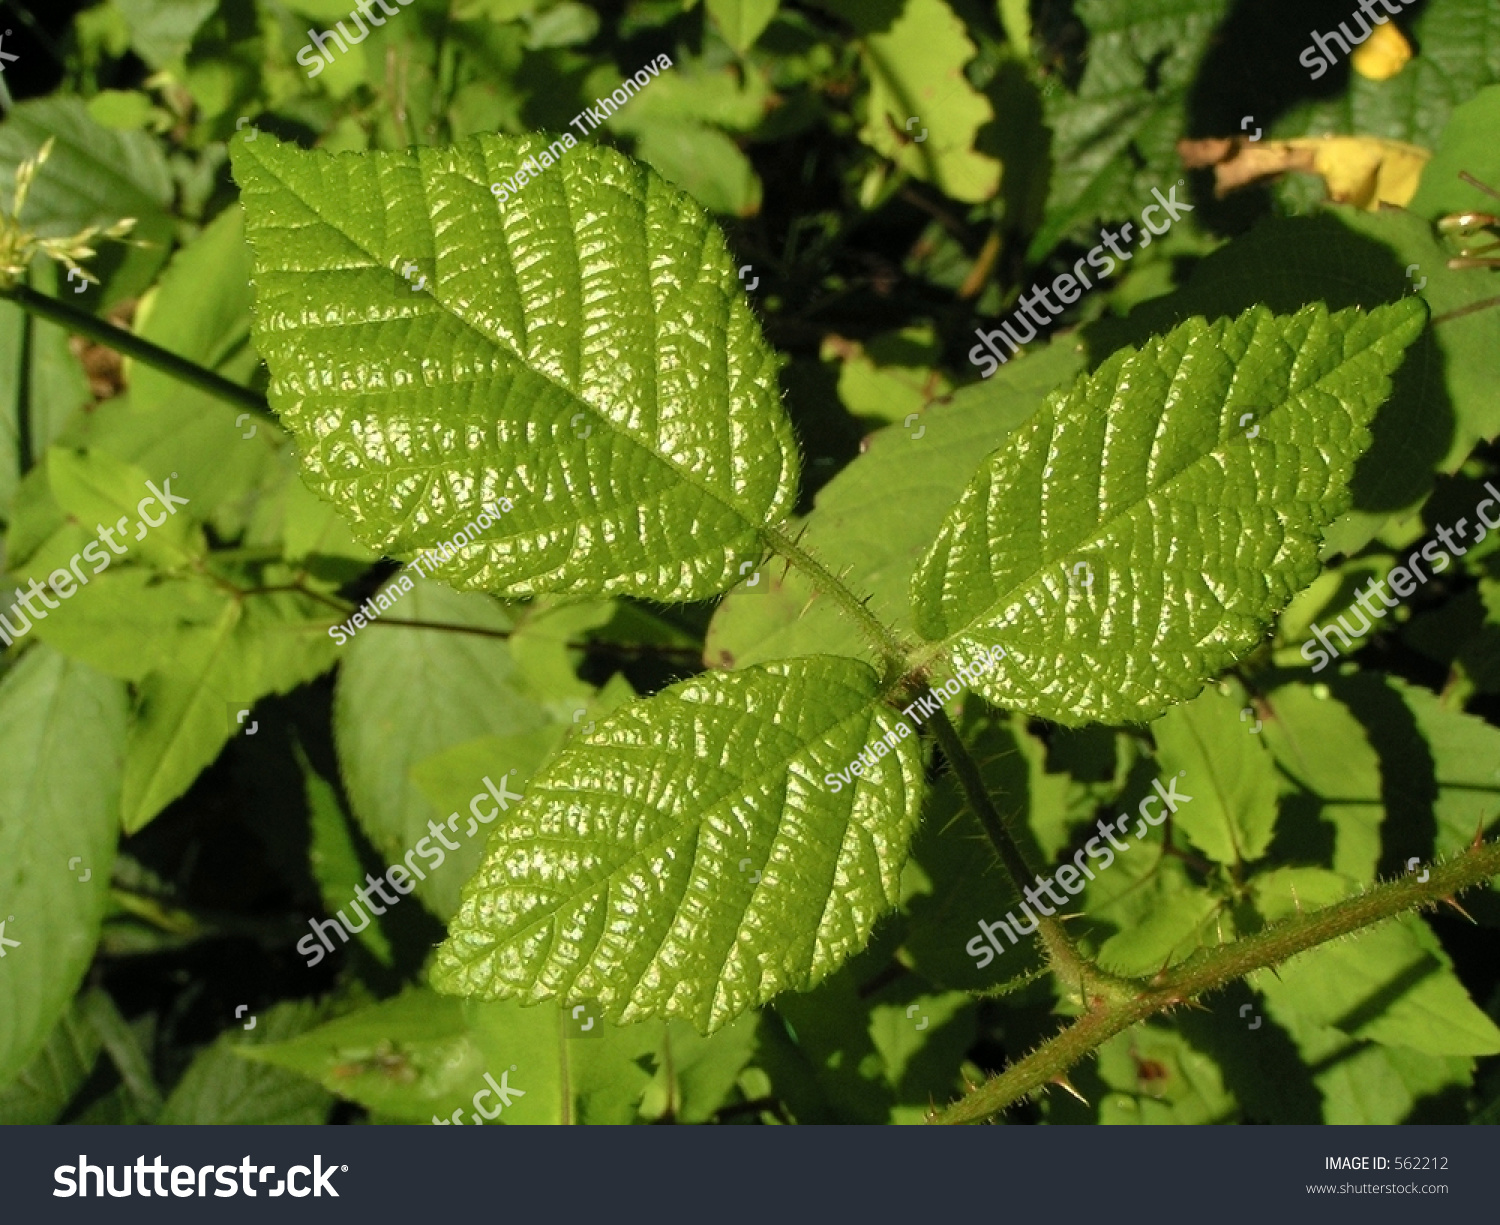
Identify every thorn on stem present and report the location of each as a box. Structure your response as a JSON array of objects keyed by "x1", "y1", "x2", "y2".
[
  {"x1": 1050, "y1": 1075, "x2": 1089, "y2": 1107},
  {"x1": 1440, "y1": 896, "x2": 1477, "y2": 924}
]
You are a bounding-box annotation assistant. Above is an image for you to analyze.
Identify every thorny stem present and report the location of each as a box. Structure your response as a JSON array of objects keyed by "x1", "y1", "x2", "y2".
[
  {"x1": 761, "y1": 524, "x2": 908, "y2": 674},
  {"x1": 926, "y1": 709, "x2": 1096, "y2": 989},
  {"x1": 931, "y1": 837, "x2": 1500, "y2": 1124},
  {"x1": 0, "y1": 284, "x2": 275, "y2": 422}
]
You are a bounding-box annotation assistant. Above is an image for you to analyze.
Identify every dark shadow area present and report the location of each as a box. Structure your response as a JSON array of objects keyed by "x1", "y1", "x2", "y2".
[
  {"x1": 1177, "y1": 983, "x2": 1324, "y2": 1123},
  {"x1": 1329, "y1": 671, "x2": 1440, "y2": 882}
]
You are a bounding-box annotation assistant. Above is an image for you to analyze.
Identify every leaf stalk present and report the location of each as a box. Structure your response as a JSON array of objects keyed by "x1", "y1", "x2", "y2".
[{"x1": 0, "y1": 283, "x2": 274, "y2": 422}]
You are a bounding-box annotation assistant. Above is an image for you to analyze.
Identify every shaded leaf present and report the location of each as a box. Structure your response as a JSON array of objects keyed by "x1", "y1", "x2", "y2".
[
  {"x1": 1151, "y1": 682, "x2": 1280, "y2": 865},
  {"x1": 0, "y1": 649, "x2": 126, "y2": 1087}
]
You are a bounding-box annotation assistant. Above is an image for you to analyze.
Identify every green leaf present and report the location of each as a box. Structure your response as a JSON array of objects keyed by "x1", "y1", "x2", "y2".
[
  {"x1": 230, "y1": 132, "x2": 799, "y2": 602},
  {"x1": 113, "y1": 0, "x2": 219, "y2": 68},
  {"x1": 1251, "y1": 868, "x2": 1500, "y2": 1058},
  {"x1": 631, "y1": 121, "x2": 763, "y2": 217},
  {"x1": 158, "y1": 999, "x2": 335, "y2": 1125},
  {"x1": 0, "y1": 648, "x2": 127, "y2": 1088},
  {"x1": 1409, "y1": 85, "x2": 1500, "y2": 220},
  {"x1": 823, "y1": 0, "x2": 1000, "y2": 203},
  {"x1": 1084, "y1": 210, "x2": 1500, "y2": 553},
  {"x1": 757, "y1": 940, "x2": 978, "y2": 1123},
  {"x1": 241, "y1": 990, "x2": 483, "y2": 1124},
  {"x1": 244, "y1": 988, "x2": 662, "y2": 1125},
  {"x1": 1088, "y1": 1024, "x2": 1237, "y2": 1124},
  {"x1": 24, "y1": 570, "x2": 226, "y2": 682},
  {"x1": 1151, "y1": 682, "x2": 1280, "y2": 865},
  {"x1": 332, "y1": 579, "x2": 552, "y2": 919},
  {"x1": 607, "y1": 61, "x2": 772, "y2": 134},
  {"x1": 301, "y1": 744, "x2": 393, "y2": 966},
  {"x1": 0, "y1": 992, "x2": 102, "y2": 1123},
  {"x1": 1300, "y1": 1030, "x2": 1472, "y2": 1125},
  {"x1": 911, "y1": 300, "x2": 1427, "y2": 727},
  {"x1": 706, "y1": 0, "x2": 779, "y2": 52},
  {"x1": 433, "y1": 656, "x2": 926, "y2": 1032},
  {"x1": 829, "y1": 326, "x2": 952, "y2": 428},
  {"x1": 44, "y1": 445, "x2": 205, "y2": 569},
  {"x1": 639, "y1": 1016, "x2": 759, "y2": 1122},
  {"x1": 1259, "y1": 680, "x2": 1384, "y2": 881},
  {"x1": 1320, "y1": 671, "x2": 1500, "y2": 897},
  {"x1": 121, "y1": 587, "x2": 339, "y2": 831}
]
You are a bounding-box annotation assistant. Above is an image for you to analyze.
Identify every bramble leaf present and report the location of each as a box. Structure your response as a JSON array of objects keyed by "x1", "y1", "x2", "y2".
[
  {"x1": 433, "y1": 656, "x2": 925, "y2": 1032},
  {"x1": 1029, "y1": 0, "x2": 1228, "y2": 259},
  {"x1": 230, "y1": 132, "x2": 798, "y2": 602},
  {"x1": 910, "y1": 300, "x2": 1426, "y2": 726}
]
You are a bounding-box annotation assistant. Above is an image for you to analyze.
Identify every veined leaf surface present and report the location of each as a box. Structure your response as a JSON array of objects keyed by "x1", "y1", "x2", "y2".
[
  {"x1": 230, "y1": 132, "x2": 798, "y2": 602},
  {"x1": 433, "y1": 656, "x2": 925, "y2": 1032},
  {"x1": 911, "y1": 300, "x2": 1426, "y2": 726}
]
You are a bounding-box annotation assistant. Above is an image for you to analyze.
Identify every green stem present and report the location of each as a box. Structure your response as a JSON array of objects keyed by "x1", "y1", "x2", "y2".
[
  {"x1": 931, "y1": 837, "x2": 1500, "y2": 1124},
  {"x1": 0, "y1": 284, "x2": 274, "y2": 422},
  {"x1": 760, "y1": 524, "x2": 907, "y2": 673},
  {"x1": 927, "y1": 708, "x2": 1097, "y2": 990}
]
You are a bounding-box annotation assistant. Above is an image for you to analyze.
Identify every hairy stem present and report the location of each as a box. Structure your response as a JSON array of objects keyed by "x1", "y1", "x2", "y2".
[
  {"x1": 931, "y1": 837, "x2": 1500, "y2": 1124},
  {"x1": 760, "y1": 525, "x2": 908, "y2": 673},
  {"x1": 926, "y1": 709, "x2": 1095, "y2": 989},
  {"x1": 0, "y1": 284, "x2": 274, "y2": 421}
]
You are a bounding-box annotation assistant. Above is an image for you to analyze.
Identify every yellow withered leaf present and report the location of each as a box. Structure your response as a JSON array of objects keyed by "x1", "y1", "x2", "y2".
[
  {"x1": 1352, "y1": 21, "x2": 1413, "y2": 81},
  {"x1": 1177, "y1": 135, "x2": 1430, "y2": 210}
]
